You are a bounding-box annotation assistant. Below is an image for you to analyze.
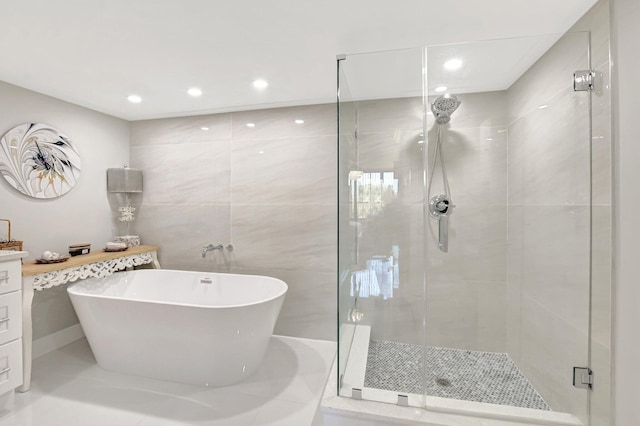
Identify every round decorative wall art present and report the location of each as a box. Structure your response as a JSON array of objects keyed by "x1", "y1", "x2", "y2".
[{"x1": 0, "y1": 123, "x2": 81, "y2": 199}]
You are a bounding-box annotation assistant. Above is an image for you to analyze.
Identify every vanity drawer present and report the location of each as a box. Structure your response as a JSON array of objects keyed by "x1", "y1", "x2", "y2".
[
  {"x1": 0, "y1": 292, "x2": 21, "y2": 346},
  {"x1": 0, "y1": 339, "x2": 22, "y2": 395},
  {"x1": 0, "y1": 261, "x2": 21, "y2": 295}
]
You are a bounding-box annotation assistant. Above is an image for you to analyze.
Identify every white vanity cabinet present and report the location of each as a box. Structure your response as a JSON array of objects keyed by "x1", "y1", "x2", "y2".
[{"x1": 0, "y1": 251, "x2": 26, "y2": 414}]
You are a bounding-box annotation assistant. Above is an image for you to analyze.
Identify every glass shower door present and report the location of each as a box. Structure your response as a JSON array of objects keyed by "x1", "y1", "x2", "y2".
[
  {"x1": 424, "y1": 32, "x2": 592, "y2": 424},
  {"x1": 337, "y1": 31, "x2": 593, "y2": 425}
]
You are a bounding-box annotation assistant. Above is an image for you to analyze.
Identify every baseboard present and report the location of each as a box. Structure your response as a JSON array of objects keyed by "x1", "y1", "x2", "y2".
[{"x1": 33, "y1": 323, "x2": 85, "y2": 359}]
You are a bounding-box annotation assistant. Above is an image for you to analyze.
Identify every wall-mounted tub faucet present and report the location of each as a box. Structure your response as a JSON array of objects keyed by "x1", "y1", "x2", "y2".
[
  {"x1": 202, "y1": 244, "x2": 222, "y2": 258},
  {"x1": 202, "y1": 243, "x2": 234, "y2": 258}
]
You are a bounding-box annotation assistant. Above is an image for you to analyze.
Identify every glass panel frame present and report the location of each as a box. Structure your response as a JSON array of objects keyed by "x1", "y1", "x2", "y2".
[{"x1": 337, "y1": 31, "x2": 593, "y2": 424}]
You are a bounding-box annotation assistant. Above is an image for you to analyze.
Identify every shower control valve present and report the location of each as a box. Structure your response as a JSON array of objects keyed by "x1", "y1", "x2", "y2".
[{"x1": 429, "y1": 194, "x2": 453, "y2": 217}]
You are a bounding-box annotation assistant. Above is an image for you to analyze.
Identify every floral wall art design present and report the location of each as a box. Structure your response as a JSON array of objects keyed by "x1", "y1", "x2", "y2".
[{"x1": 0, "y1": 123, "x2": 81, "y2": 198}]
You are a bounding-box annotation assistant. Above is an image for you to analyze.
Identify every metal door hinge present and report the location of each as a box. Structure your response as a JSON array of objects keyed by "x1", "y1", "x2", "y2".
[
  {"x1": 574, "y1": 70, "x2": 595, "y2": 91},
  {"x1": 573, "y1": 367, "x2": 593, "y2": 389},
  {"x1": 397, "y1": 394, "x2": 409, "y2": 406}
]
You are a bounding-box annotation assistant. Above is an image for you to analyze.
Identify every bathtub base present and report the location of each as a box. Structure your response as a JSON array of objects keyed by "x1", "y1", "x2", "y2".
[
  {"x1": 76, "y1": 296, "x2": 281, "y2": 387},
  {"x1": 93, "y1": 339, "x2": 270, "y2": 387}
]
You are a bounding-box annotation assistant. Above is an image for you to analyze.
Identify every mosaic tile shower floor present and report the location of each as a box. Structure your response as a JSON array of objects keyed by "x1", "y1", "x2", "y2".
[{"x1": 364, "y1": 340, "x2": 550, "y2": 410}]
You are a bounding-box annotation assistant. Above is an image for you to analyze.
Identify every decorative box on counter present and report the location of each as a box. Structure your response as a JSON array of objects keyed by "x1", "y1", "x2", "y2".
[
  {"x1": 115, "y1": 235, "x2": 141, "y2": 247},
  {"x1": 68, "y1": 243, "x2": 91, "y2": 256}
]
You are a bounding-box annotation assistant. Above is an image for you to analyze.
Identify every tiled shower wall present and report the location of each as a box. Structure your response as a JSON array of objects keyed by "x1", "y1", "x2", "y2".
[
  {"x1": 425, "y1": 91, "x2": 508, "y2": 353},
  {"x1": 349, "y1": 92, "x2": 509, "y2": 351},
  {"x1": 348, "y1": 96, "x2": 426, "y2": 346},
  {"x1": 129, "y1": 104, "x2": 337, "y2": 340}
]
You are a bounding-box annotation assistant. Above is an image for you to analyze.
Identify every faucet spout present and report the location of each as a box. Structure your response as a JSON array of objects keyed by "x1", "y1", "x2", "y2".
[{"x1": 202, "y1": 243, "x2": 224, "y2": 258}]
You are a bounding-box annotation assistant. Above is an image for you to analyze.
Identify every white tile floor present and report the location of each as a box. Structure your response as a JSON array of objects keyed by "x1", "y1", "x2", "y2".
[{"x1": 0, "y1": 336, "x2": 336, "y2": 426}]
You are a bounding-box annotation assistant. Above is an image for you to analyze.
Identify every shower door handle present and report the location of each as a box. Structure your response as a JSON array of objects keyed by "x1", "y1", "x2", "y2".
[{"x1": 438, "y1": 215, "x2": 448, "y2": 253}]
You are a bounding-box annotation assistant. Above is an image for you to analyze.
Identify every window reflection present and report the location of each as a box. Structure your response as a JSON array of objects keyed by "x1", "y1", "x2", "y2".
[{"x1": 349, "y1": 171, "x2": 398, "y2": 219}]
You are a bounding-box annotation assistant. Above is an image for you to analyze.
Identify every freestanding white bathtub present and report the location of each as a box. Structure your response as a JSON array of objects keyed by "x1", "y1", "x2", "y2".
[{"x1": 67, "y1": 269, "x2": 287, "y2": 387}]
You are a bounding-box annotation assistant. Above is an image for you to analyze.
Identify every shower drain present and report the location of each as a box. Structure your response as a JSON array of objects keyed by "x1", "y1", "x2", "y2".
[{"x1": 435, "y1": 377, "x2": 452, "y2": 387}]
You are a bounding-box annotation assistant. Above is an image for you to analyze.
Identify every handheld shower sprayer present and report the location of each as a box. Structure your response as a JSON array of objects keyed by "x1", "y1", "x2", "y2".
[{"x1": 427, "y1": 94, "x2": 461, "y2": 252}]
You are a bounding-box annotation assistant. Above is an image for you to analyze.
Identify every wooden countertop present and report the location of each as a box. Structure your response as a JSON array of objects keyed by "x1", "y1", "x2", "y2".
[{"x1": 22, "y1": 245, "x2": 159, "y2": 277}]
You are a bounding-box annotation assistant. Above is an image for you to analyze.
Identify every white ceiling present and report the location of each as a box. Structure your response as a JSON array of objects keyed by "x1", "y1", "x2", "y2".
[{"x1": 0, "y1": 0, "x2": 598, "y2": 121}]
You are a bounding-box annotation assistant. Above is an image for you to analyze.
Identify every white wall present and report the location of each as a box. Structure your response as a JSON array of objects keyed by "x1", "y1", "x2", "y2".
[
  {"x1": 0, "y1": 81, "x2": 130, "y2": 339},
  {"x1": 610, "y1": 0, "x2": 640, "y2": 424}
]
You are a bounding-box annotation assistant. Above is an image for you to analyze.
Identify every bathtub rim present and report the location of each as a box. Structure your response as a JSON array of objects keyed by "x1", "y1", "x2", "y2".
[{"x1": 67, "y1": 269, "x2": 288, "y2": 310}]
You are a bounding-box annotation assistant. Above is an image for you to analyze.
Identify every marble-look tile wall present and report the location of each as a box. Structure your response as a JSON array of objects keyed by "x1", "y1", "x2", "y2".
[
  {"x1": 505, "y1": 0, "x2": 611, "y2": 422},
  {"x1": 350, "y1": 97, "x2": 426, "y2": 346},
  {"x1": 349, "y1": 92, "x2": 508, "y2": 352},
  {"x1": 425, "y1": 92, "x2": 508, "y2": 352},
  {"x1": 130, "y1": 104, "x2": 337, "y2": 341}
]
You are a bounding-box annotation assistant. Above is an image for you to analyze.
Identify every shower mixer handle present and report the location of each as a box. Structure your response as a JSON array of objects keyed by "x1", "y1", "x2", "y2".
[
  {"x1": 436, "y1": 200, "x2": 448, "y2": 212},
  {"x1": 438, "y1": 215, "x2": 449, "y2": 253}
]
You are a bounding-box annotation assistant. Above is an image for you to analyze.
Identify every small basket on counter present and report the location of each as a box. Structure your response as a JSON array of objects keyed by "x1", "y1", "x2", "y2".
[{"x1": 0, "y1": 219, "x2": 23, "y2": 252}]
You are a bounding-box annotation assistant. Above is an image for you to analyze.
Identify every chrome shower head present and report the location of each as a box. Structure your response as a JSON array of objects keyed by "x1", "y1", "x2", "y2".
[{"x1": 431, "y1": 94, "x2": 461, "y2": 124}]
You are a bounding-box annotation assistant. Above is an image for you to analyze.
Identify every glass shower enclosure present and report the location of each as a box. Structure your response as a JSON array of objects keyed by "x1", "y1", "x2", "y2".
[{"x1": 337, "y1": 31, "x2": 593, "y2": 424}]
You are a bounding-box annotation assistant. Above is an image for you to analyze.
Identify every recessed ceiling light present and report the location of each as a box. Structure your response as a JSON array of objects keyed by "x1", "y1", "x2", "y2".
[
  {"x1": 187, "y1": 87, "x2": 203, "y2": 97},
  {"x1": 127, "y1": 95, "x2": 142, "y2": 104},
  {"x1": 294, "y1": 119, "x2": 305, "y2": 124},
  {"x1": 201, "y1": 127, "x2": 209, "y2": 131},
  {"x1": 253, "y1": 79, "x2": 268, "y2": 90},
  {"x1": 444, "y1": 58, "x2": 463, "y2": 71},
  {"x1": 246, "y1": 122, "x2": 256, "y2": 128},
  {"x1": 258, "y1": 150, "x2": 265, "y2": 154},
  {"x1": 435, "y1": 86, "x2": 448, "y2": 93},
  {"x1": 418, "y1": 140, "x2": 424, "y2": 144},
  {"x1": 538, "y1": 104, "x2": 549, "y2": 109}
]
